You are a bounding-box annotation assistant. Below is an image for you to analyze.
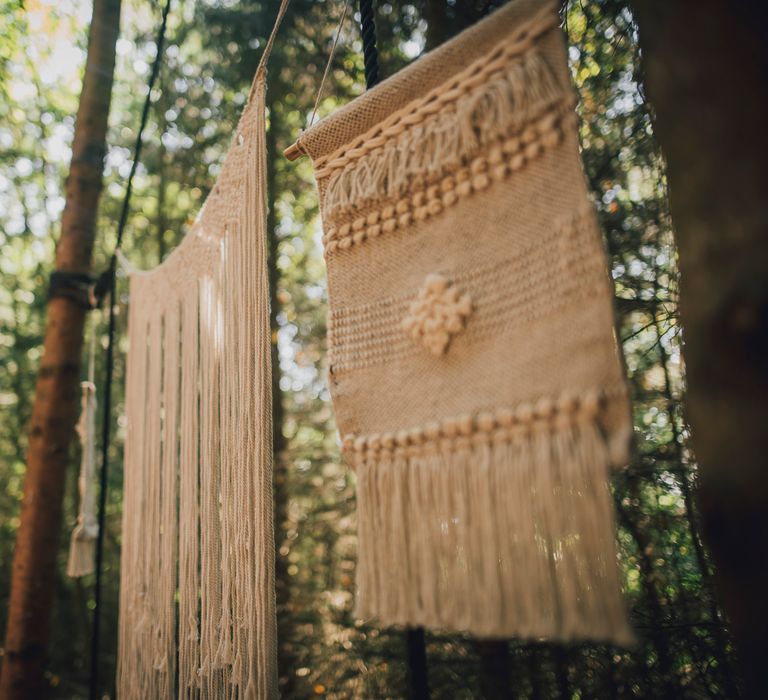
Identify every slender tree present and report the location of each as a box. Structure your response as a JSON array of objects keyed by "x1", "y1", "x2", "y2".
[
  {"x1": 0, "y1": 1, "x2": 121, "y2": 697},
  {"x1": 630, "y1": 1, "x2": 768, "y2": 696},
  {"x1": 265, "y1": 83, "x2": 294, "y2": 696}
]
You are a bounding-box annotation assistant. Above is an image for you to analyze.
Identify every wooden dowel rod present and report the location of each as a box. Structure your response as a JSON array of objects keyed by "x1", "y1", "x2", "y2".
[{"x1": 283, "y1": 142, "x2": 303, "y2": 161}]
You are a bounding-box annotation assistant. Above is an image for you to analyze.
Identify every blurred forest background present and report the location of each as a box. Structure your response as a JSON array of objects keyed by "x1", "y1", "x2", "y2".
[{"x1": 0, "y1": 0, "x2": 741, "y2": 697}]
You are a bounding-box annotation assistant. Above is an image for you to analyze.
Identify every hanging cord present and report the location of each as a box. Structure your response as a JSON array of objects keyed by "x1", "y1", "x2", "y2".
[
  {"x1": 359, "y1": 0, "x2": 379, "y2": 88},
  {"x1": 283, "y1": 0, "x2": 376, "y2": 160},
  {"x1": 89, "y1": 1, "x2": 172, "y2": 699},
  {"x1": 66, "y1": 320, "x2": 99, "y2": 579},
  {"x1": 248, "y1": 0, "x2": 291, "y2": 100},
  {"x1": 309, "y1": 0, "x2": 351, "y2": 127}
]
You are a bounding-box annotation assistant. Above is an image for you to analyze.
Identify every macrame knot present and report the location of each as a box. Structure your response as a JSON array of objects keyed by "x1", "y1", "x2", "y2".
[{"x1": 402, "y1": 273, "x2": 472, "y2": 355}]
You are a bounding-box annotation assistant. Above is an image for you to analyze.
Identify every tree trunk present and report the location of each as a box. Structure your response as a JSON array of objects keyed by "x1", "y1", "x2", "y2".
[
  {"x1": 424, "y1": 4, "x2": 514, "y2": 696},
  {"x1": 424, "y1": 0, "x2": 485, "y2": 53},
  {"x1": 477, "y1": 641, "x2": 510, "y2": 700},
  {"x1": 265, "y1": 81, "x2": 295, "y2": 697},
  {"x1": 0, "y1": 1, "x2": 120, "y2": 697},
  {"x1": 424, "y1": 0, "x2": 451, "y2": 50},
  {"x1": 630, "y1": 2, "x2": 768, "y2": 697},
  {"x1": 615, "y1": 496, "x2": 681, "y2": 696}
]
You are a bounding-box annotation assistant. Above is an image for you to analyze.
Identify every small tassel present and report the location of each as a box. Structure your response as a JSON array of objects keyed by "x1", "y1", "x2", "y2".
[
  {"x1": 67, "y1": 324, "x2": 99, "y2": 579},
  {"x1": 231, "y1": 651, "x2": 243, "y2": 681},
  {"x1": 66, "y1": 520, "x2": 98, "y2": 578}
]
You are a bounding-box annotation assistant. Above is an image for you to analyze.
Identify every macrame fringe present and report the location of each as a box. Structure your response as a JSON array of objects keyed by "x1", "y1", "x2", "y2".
[
  {"x1": 116, "y1": 72, "x2": 278, "y2": 700},
  {"x1": 324, "y1": 47, "x2": 566, "y2": 214},
  {"x1": 349, "y1": 398, "x2": 633, "y2": 645},
  {"x1": 67, "y1": 375, "x2": 98, "y2": 578}
]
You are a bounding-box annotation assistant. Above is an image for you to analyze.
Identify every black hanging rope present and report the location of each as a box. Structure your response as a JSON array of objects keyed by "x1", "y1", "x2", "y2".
[
  {"x1": 359, "y1": 1, "x2": 428, "y2": 695},
  {"x1": 359, "y1": 0, "x2": 379, "y2": 88},
  {"x1": 89, "y1": 1, "x2": 172, "y2": 699}
]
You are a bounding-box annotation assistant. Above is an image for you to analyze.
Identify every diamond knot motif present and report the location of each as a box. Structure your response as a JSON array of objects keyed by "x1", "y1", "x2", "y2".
[{"x1": 402, "y1": 273, "x2": 472, "y2": 356}]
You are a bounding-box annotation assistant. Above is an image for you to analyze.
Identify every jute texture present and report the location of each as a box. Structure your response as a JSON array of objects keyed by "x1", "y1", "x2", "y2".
[
  {"x1": 298, "y1": 0, "x2": 633, "y2": 643},
  {"x1": 115, "y1": 4, "x2": 288, "y2": 696}
]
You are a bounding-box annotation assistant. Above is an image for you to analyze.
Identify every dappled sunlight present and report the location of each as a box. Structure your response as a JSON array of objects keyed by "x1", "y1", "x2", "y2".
[{"x1": 0, "y1": 0, "x2": 749, "y2": 697}]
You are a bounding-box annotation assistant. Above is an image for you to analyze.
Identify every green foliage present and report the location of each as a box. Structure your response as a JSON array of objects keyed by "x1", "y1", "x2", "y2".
[{"x1": 0, "y1": 0, "x2": 739, "y2": 697}]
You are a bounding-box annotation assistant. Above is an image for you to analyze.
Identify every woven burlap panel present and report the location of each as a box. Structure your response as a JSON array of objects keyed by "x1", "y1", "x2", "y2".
[
  {"x1": 297, "y1": 0, "x2": 633, "y2": 643},
  {"x1": 116, "y1": 4, "x2": 289, "y2": 697}
]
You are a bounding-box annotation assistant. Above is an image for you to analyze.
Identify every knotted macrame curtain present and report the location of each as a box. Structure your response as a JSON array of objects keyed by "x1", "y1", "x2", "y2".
[
  {"x1": 116, "y1": 4, "x2": 288, "y2": 697},
  {"x1": 296, "y1": 0, "x2": 633, "y2": 643}
]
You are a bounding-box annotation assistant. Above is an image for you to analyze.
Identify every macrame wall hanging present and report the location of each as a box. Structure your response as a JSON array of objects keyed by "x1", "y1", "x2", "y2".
[
  {"x1": 292, "y1": 0, "x2": 633, "y2": 643},
  {"x1": 115, "y1": 3, "x2": 288, "y2": 697}
]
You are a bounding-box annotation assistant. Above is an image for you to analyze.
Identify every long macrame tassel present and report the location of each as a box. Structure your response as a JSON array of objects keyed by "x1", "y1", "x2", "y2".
[
  {"x1": 67, "y1": 328, "x2": 99, "y2": 578},
  {"x1": 115, "y1": 5, "x2": 287, "y2": 696}
]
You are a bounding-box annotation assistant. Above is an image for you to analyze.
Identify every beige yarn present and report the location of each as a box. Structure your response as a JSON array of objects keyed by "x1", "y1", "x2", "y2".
[
  {"x1": 298, "y1": 0, "x2": 633, "y2": 643},
  {"x1": 116, "y1": 3, "x2": 288, "y2": 697},
  {"x1": 67, "y1": 324, "x2": 98, "y2": 578}
]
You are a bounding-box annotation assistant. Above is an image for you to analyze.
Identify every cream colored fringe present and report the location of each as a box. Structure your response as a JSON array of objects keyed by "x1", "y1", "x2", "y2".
[
  {"x1": 347, "y1": 393, "x2": 633, "y2": 645},
  {"x1": 67, "y1": 325, "x2": 98, "y2": 579},
  {"x1": 116, "y1": 75, "x2": 278, "y2": 700},
  {"x1": 66, "y1": 380, "x2": 98, "y2": 578},
  {"x1": 323, "y1": 46, "x2": 566, "y2": 214}
]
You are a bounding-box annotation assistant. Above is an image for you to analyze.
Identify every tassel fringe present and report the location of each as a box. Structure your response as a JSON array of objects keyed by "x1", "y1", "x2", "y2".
[
  {"x1": 116, "y1": 73, "x2": 279, "y2": 700},
  {"x1": 348, "y1": 394, "x2": 633, "y2": 645},
  {"x1": 66, "y1": 524, "x2": 98, "y2": 578},
  {"x1": 67, "y1": 378, "x2": 98, "y2": 579}
]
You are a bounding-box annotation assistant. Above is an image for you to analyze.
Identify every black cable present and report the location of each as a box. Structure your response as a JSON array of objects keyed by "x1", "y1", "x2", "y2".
[
  {"x1": 89, "y1": 1, "x2": 172, "y2": 698},
  {"x1": 359, "y1": 0, "x2": 379, "y2": 88}
]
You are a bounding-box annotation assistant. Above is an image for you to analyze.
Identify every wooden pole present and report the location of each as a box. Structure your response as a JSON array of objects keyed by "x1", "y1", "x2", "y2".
[{"x1": 0, "y1": 1, "x2": 121, "y2": 697}]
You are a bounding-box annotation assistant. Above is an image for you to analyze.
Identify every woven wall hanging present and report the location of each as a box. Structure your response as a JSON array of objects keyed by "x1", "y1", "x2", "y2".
[
  {"x1": 115, "y1": 4, "x2": 289, "y2": 697},
  {"x1": 294, "y1": 0, "x2": 633, "y2": 643}
]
